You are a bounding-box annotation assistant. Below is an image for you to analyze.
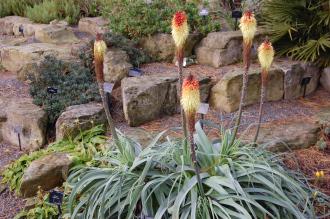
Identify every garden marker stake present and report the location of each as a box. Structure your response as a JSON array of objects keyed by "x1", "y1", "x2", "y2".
[
  {"x1": 172, "y1": 11, "x2": 189, "y2": 141},
  {"x1": 181, "y1": 75, "x2": 205, "y2": 196},
  {"x1": 94, "y1": 33, "x2": 121, "y2": 152},
  {"x1": 254, "y1": 39, "x2": 274, "y2": 144},
  {"x1": 230, "y1": 11, "x2": 257, "y2": 146}
]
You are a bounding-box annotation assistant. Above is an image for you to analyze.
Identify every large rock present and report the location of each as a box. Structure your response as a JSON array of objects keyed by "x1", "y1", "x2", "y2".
[
  {"x1": 0, "y1": 16, "x2": 31, "y2": 35},
  {"x1": 35, "y1": 25, "x2": 79, "y2": 44},
  {"x1": 139, "y1": 33, "x2": 201, "y2": 62},
  {"x1": 0, "y1": 98, "x2": 47, "y2": 152},
  {"x1": 0, "y1": 43, "x2": 76, "y2": 80},
  {"x1": 210, "y1": 66, "x2": 284, "y2": 112},
  {"x1": 78, "y1": 17, "x2": 109, "y2": 35},
  {"x1": 104, "y1": 48, "x2": 132, "y2": 84},
  {"x1": 195, "y1": 30, "x2": 265, "y2": 67},
  {"x1": 23, "y1": 23, "x2": 48, "y2": 37},
  {"x1": 275, "y1": 61, "x2": 321, "y2": 99},
  {"x1": 320, "y1": 67, "x2": 330, "y2": 93},
  {"x1": 122, "y1": 75, "x2": 179, "y2": 126},
  {"x1": 56, "y1": 102, "x2": 106, "y2": 140},
  {"x1": 122, "y1": 74, "x2": 211, "y2": 126},
  {"x1": 20, "y1": 153, "x2": 72, "y2": 197},
  {"x1": 242, "y1": 119, "x2": 320, "y2": 152}
]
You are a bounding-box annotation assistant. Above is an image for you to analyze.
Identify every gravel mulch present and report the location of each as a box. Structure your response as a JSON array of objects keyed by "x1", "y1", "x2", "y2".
[{"x1": 0, "y1": 71, "x2": 30, "y2": 98}]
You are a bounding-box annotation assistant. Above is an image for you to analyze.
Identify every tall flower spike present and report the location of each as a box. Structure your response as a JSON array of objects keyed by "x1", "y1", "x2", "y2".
[
  {"x1": 172, "y1": 11, "x2": 189, "y2": 49},
  {"x1": 239, "y1": 11, "x2": 257, "y2": 45},
  {"x1": 94, "y1": 33, "x2": 107, "y2": 83},
  {"x1": 181, "y1": 75, "x2": 200, "y2": 116},
  {"x1": 258, "y1": 39, "x2": 275, "y2": 71}
]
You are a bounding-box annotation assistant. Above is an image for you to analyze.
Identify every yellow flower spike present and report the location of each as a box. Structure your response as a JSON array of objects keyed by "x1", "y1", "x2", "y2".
[
  {"x1": 320, "y1": 170, "x2": 325, "y2": 178},
  {"x1": 239, "y1": 11, "x2": 257, "y2": 45},
  {"x1": 315, "y1": 171, "x2": 321, "y2": 178},
  {"x1": 181, "y1": 75, "x2": 200, "y2": 116},
  {"x1": 94, "y1": 33, "x2": 107, "y2": 83},
  {"x1": 172, "y1": 11, "x2": 189, "y2": 49},
  {"x1": 258, "y1": 39, "x2": 275, "y2": 71}
]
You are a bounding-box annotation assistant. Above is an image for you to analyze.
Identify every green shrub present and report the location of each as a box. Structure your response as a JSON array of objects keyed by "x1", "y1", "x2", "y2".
[
  {"x1": 0, "y1": 0, "x2": 43, "y2": 17},
  {"x1": 102, "y1": 0, "x2": 221, "y2": 39},
  {"x1": 261, "y1": 0, "x2": 330, "y2": 67},
  {"x1": 26, "y1": 0, "x2": 60, "y2": 24},
  {"x1": 29, "y1": 56, "x2": 101, "y2": 125},
  {"x1": 65, "y1": 123, "x2": 330, "y2": 218},
  {"x1": 1, "y1": 125, "x2": 107, "y2": 194}
]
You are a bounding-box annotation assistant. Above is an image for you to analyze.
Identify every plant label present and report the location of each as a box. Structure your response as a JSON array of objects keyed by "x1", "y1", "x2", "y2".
[
  {"x1": 49, "y1": 190, "x2": 64, "y2": 205},
  {"x1": 198, "y1": 103, "x2": 209, "y2": 115},
  {"x1": 232, "y1": 10, "x2": 242, "y2": 19},
  {"x1": 104, "y1": 82, "x2": 114, "y2": 93},
  {"x1": 129, "y1": 68, "x2": 143, "y2": 77},
  {"x1": 13, "y1": 126, "x2": 23, "y2": 134},
  {"x1": 47, "y1": 87, "x2": 58, "y2": 94}
]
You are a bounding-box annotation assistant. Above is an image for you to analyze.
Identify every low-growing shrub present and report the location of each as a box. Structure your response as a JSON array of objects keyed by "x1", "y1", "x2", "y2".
[
  {"x1": 29, "y1": 56, "x2": 101, "y2": 125},
  {"x1": 65, "y1": 123, "x2": 330, "y2": 218},
  {"x1": 102, "y1": 0, "x2": 221, "y2": 39}
]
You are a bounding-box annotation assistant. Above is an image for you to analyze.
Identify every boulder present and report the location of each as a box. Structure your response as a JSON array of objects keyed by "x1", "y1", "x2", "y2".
[
  {"x1": 122, "y1": 74, "x2": 211, "y2": 126},
  {"x1": 0, "y1": 16, "x2": 31, "y2": 35},
  {"x1": 242, "y1": 119, "x2": 320, "y2": 152},
  {"x1": 35, "y1": 25, "x2": 79, "y2": 44},
  {"x1": 56, "y1": 102, "x2": 106, "y2": 140},
  {"x1": 0, "y1": 43, "x2": 76, "y2": 80},
  {"x1": 139, "y1": 33, "x2": 201, "y2": 62},
  {"x1": 195, "y1": 30, "x2": 265, "y2": 67},
  {"x1": 275, "y1": 61, "x2": 321, "y2": 99},
  {"x1": 12, "y1": 19, "x2": 33, "y2": 36},
  {"x1": 103, "y1": 48, "x2": 132, "y2": 84},
  {"x1": 20, "y1": 153, "x2": 72, "y2": 197},
  {"x1": 122, "y1": 75, "x2": 179, "y2": 126},
  {"x1": 0, "y1": 98, "x2": 47, "y2": 152},
  {"x1": 320, "y1": 67, "x2": 330, "y2": 93},
  {"x1": 210, "y1": 66, "x2": 284, "y2": 112},
  {"x1": 23, "y1": 23, "x2": 48, "y2": 37},
  {"x1": 78, "y1": 17, "x2": 110, "y2": 35}
]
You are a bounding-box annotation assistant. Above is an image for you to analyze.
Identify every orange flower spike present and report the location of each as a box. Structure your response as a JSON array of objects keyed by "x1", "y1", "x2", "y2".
[
  {"x1": 258, "y1": 39, "x2": 275, "y2": 71},
  {"x1": 181, "y1": 75, "x2": 200, "y2": 116},
  {"x1": 172, "y1": 11, "x2": 189, "y2": 49},
  {"x1": 239, "y1": 11, "x2": 257, "y2": 45}
]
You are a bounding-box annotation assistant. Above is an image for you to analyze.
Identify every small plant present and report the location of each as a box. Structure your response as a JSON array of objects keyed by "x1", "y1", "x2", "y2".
[
  {"x1": 26, "y1": 0, "x2": 60, "y2": 24},
  {"x1": 14, "y1": 187, "x2": 59, "y2": 219},
  {"x1": 29, "y1": 56, "x2": 101, "y2": 126}
]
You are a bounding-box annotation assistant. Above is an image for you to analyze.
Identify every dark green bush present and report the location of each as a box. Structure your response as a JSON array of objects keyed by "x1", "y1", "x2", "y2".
[
  {"x1": 262, "y1": 0, "x2": 330, "y2": 67},
  {"x1": 0, "y1": 0, "x2": 43, "y2": 17},
  {"x1": 102, "y1": 0, "x2": 221, "y2": 39},
  {"x1": 29, "y1": 56, "x2": 101, "y2": 125}
]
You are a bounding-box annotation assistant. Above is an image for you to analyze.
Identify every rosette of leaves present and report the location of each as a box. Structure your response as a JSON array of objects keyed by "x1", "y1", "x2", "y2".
[
  {"x1": 261, "y1": 0, "x2": 330, "y2": 67},
  {"x1": 65, "y1": 123, "x2": 329, "y2": 218}
]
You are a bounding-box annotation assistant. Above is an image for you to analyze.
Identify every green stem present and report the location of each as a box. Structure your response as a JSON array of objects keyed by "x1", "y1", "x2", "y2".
[
  {"x1": 229, "y1": 43, "x2": 252, "y2": 146},
  {"x1": 98, "y1": 83, "x2": 122, "y2": 153},
  {"x1": 254, "y1": 76, "x2": 267, "y2": 144},
  {"x1": 188, "y1": 115, "x2": 205, "y2": 196},
  {"x1": 177, "y1": 49, "x2": 188, "y2": 141}
]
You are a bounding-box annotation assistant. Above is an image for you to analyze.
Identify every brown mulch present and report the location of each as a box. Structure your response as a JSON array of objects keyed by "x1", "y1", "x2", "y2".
[{"x1": 0, "y1": 71, "x2": 30, "y2": 98}]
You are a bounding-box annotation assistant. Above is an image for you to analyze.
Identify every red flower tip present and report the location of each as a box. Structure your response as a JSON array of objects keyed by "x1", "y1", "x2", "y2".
[
  {"x1": 173, "y1": 11, "x2": 187, "y2": 28},
  {"x1": 183, "y1": 74, "x2": 199, "y2": 91}
]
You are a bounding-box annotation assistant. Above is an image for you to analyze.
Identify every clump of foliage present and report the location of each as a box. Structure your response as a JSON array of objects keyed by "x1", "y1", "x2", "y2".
[
  {"x1": 14, "y1": 188, "x2": 59, "y2": 219},
  {"x1": 261, "y1": 0, "x2": 330, "y2": 67},
  {"x1": 29, "y1": 56, "x2": 100, "y2": 125},
  {"x1": 0, "y1": 0, "x2": 42, "y2": 17},
  {"x1": 102, "y1": 0, "x2": 221, "y2": 39},
  {"x1": 1, "y1": 125, "x2": 107, "y2": 194},
  {"x1": 65, "y1": 123, "x2": 330, "y2": 218},
  {"x1": 103, "y1": 32, "x2": 152, "y2": 66}
]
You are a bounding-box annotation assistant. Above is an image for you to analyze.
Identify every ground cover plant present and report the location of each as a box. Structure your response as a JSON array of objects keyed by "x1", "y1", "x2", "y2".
[{"x1": 29, "y1": 56, "x2": 100, "y2": 126}]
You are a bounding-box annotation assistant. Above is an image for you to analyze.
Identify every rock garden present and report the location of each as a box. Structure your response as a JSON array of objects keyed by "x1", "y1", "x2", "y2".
[{"x1": 0, "y1": 0, "x2": 330, "y2": 218}]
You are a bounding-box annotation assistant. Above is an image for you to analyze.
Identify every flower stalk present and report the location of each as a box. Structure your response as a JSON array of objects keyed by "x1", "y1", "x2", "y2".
[
  {"x1": 254, "y1": 39, "x2": 274, "y2": 143},
  {"x1": 172, "y1": 11, "x2": 189, "y2": 141},
  {"x1": 181, "y1": 74, "x2": 204, "y2": 196},
  {"x1": 230, "y1": 11, "x2": 257, "y2": 146},
  {"x1": 94, "y1": 33, "x2": 120, "y2": 151}
]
